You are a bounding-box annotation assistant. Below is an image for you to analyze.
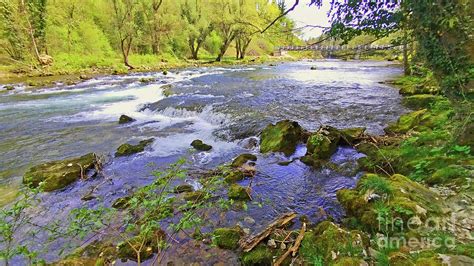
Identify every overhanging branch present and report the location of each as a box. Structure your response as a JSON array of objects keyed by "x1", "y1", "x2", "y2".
[{"x1": 261, "y1": 0, "x2": 300, "y2": 33}]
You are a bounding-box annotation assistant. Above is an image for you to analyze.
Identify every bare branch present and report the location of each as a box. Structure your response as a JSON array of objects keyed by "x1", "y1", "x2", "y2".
[{"x1": 261, "y1": 0, "x2": 300, "y2": 33}]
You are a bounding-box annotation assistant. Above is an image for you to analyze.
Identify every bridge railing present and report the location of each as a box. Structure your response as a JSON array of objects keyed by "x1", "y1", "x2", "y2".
[{"x1": 277, "y1": 44, "x2": 402, "y2": 52}]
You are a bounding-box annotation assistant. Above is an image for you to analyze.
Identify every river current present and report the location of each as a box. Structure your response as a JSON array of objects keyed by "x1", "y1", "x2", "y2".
[{"x1": 0, "y1": 60, "x2": 405, "y2": 264}]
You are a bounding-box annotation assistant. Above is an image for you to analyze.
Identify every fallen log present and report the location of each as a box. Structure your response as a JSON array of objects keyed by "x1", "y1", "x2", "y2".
[
  {"x1": 239, "y1": 212, "x2": 297, "y2": 252},
  {"x1": 290, "y1": 222, "x2": 306, "y2": 256}
]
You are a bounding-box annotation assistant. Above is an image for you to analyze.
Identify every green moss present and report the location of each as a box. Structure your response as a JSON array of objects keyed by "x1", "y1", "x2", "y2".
[
  {"x1": 190, "y1": 139, "x2": 213, "y2": 151},
  {"x1": 426, "y1": 165, "x2": 469, "y2": 185},
  {"x1": 23, "y1": 153, "x2": 96, "y2": 191},
  {"x1": 224, "y1": 170, "x2": 245, "y2": 183},
  {"x1": 388, "y1": 252, "x2": 414, "y2": 266},
  {"x1": 260, "y1": 120, "x2": 303, "y2": 156},
  {"x1": 241, "y1": 245, "x2": 273, "y2": 266},
  {"x1": 212, "y1": 227, "x2": 242, "y2": 250},
  {"x1": 333, "y1": 257, "x2": 367, "y2": 266},
  {"x1": 402, "y1": 94, "x2": 444, "y2": 110},
  {"x1": 231, "y1": 154, "x2": 257, "y2": 167},
  {"x1": 228, "y1": 184, "x2": 250, "y2": 201},
  {"x1": 115, "y1": 138, "x2": 154, "y2": 157},
  {"x1": 385, "y1": 109, "x2": 428, "y2": 134},
  {"x1": 119, "y1": 114, "x2": 135, "y2": 124},
  {"x1": 340, "y1": 127, "x2": 366, "y2": 145},
  {"x1": 300, "y1": 222, "x2": 367, "y2": 264},
  {"x1": 183, "y1": 191, "x2": 207, "y2": 201},
  {"x1": 306, "y1": 126, "x2": 341, "y2": 160},
  {"x1": 173, "y1": 184, "x2": 194, "y2": 193},
  {"x1": 117, "y1": 231, "x2": 164, "y2": 262},
  {"x1": 357, "y1": 174, "x2": 393, "y2": 197},
  {"x1": 112, "y1": 196, "x2": 131, "y2": 209},
  {"x1": 300, "y1": 155, "x2": 323, "y2": 168}
]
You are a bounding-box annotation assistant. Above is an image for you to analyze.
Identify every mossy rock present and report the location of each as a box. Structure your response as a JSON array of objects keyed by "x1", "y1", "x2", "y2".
[
  {"x1": 173, "y1": 184, "x2": 194, "y2": 193},
  {"x1": 384, "y1": 109, "x2": 428, "y2": 134},
  {"x1": 119, "y1": 114, "x2": 135, "y2": 124},
  {"x1": 139, "y1": 77, "x2": 155, "y2": 83},
  {"x1": 117, "y1": 231, "x2": 165, "y2": 262},
  {"x1": 402, "y1": 94, "x2": 444, "y2": 110},
  {"x1": 224, "y1": 170, "x2": 245, "y2": 183},
  {"x1": 425, "y1": 165, "x2": 469, "y2": 185},
  {"x1": 23, "y1": 153, "x2": 96, "y2": 191},
  {"x1": 306, "y1": 126, "x2": 341, "y2": 160},
  {"x1": 228, "y1": 184, "x2": 250, "y2": 201},
  {"x1": 232, "y1": 154, "x2": 257, "y2": 167},
  {"x1": 260, "y1": 120, "x2": 303, "y2": 156},
  {"x1": 190, "y1": 139, "x2": 213, "y2": 151},
  {"x1": 161, "y1": 84, "x2": 173, "y2": 97},
  {"x1": 399, "y1": 84, "x2": 440, "y2": 95},
  {"x1": 333, "y1": 257, "x2": 367, "y2": 266},
  {"x1": 340, "y1": 127, "x2": 366, "y2": 145},
  {"x1": 183, "y1": 191, "x2": 207, "y2": 201},
  {"x1": 52, "y1": 258, "x2": 100, "y2": 266},
  {"x1": 4, "y1": 85, "x2": 15, "y2": 91},
  {"x1": 457, "y1": 123, "x2": 474, "y2": 154},
  {"x1": 388, "y1": 251, "x2": 414, "y2": 266},
  {"x1": 300, "y1": 155, "x2": 323, "y2": 169},
  {"x1": 115, "y1": 138, "x2": 154, "y2": 157},
  {"x1": 241, "y1": 245, "x2": 273, "y2": 266},
  {"x1": 112, "y1": 196, "x2": 131, "y2": 209},
  {"x1": 212, "y1": 227, "x2": 242, "y2": 250},
  {"x1": 300, "y1": 221, "x2": 368, "y2": 264}
]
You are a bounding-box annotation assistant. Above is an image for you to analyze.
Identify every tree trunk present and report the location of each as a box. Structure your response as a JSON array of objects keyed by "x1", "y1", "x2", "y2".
[
  {"x1": 403, "y1": 30, "x2": 410, "y2": 76},
  {"x1": 121, "y1": 37, "x2": 134, "y2": 69}
]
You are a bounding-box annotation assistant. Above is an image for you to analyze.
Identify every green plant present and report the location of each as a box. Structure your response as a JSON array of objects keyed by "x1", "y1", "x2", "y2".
[
  {"x1": 0, "y1": 188, "x2": 43, "y2": 266},
  {"x1": 359, "y1": 174, "x2": 393, "y2": 198}
]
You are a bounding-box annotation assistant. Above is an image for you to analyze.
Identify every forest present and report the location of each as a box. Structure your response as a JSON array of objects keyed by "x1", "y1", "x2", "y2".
[
  {"x1": 0, "y1": 0, "x2": 299, "y2": 75},
  {"x1": 0, "y1": 0, "x2": 473, "y2": 266}
]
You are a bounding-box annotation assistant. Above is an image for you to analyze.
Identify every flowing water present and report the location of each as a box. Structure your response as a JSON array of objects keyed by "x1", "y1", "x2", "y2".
[{"x1": 0, "y1": 60, "x2": 406, "y2": 264}]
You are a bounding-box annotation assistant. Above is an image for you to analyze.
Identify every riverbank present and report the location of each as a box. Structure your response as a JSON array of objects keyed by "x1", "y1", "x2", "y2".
[{"x1": 0, "y1": 54, "x2": 298, "y2": 88}]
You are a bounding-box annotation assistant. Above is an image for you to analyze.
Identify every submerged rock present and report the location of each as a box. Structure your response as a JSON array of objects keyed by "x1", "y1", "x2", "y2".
[
  {"x1": 231, "y1": 153, "x2": 257, "y2": 168},
  {"x1": 115, "y1": 138, "x2": 154, "y2": 157},
  {"x1": 118, "y1": 114, "x2": 136, "y2": 124},
  {"x1": 190, "y1": 139, "x2": 212, "y2": 151},
  {"x1": 228, "y1": 184, "x2": 251, "y2": 200},
  {"x1": 4, "y1": 85, "x2": 15, "y2": 91},
  {"x1": 224, "y1": 170, "x2": 245, "y2": 183},
  {"x1": 260, "y1": 120, "x2": 304, "y2": 156},
  {"x1": 174, "y1": 184, "x2": 194, "y2": 193},
  {"x1": 183, "y1": 191, "x2": 208, "y2": 201},
  {"x1": 402, "y1": 94, "x2": 444, "y2": 110},
  {"x1": 117, "y1": 230, "x2": 165, "y2": 262},
  {"x1": 23, "y1": 153, "x2": 97, "y2": 191},
  {"x1": 212, "y1": 227, "x2": 242, "y2": 250}
]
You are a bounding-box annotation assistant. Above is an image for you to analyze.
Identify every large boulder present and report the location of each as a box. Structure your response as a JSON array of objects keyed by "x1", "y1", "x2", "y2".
[
  {"x1": 115, "y1": 138, "x2": 154, "y2": 157},
  {"x1": 23, "y1": 153, "x2": 97, "y2": 191},
  {"x1": 260, "y1": 120, "x2": 304, "y2": 156}
]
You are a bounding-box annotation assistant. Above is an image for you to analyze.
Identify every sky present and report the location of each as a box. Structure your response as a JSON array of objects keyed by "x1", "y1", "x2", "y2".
[{"x1": 284, "y1": 0, "x2": 332, "y2": 39}]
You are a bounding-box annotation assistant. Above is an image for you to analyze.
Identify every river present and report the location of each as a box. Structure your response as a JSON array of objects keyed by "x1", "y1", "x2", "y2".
[{"x1": 0, "y1": 60, "x2": 405, "y2": 264}]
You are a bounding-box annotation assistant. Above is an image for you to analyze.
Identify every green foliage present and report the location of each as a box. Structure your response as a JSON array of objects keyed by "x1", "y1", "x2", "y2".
[{"x1": 359, "y1": 174, "x2": 393, "y2": 197}]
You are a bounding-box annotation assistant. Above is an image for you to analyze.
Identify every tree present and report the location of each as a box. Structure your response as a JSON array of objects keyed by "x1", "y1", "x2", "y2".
[
  {"x1": 181, "y1": 0, "x2": 212, "y2": 59},
  {"x1": 306, "y1": 0, "x2": 473, "y2": 99},
  {"x1": 212, "y1": 0, "x2": 239, "y2": 61},
  {"x1": 111, "y1": 0, "x2": 138, "y2": 69}
]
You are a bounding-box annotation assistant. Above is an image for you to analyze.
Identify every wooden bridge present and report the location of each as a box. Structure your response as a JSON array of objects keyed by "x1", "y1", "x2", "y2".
[
  {"x1": 277, "y1": 44, "x2": 400, "y2": 52},
  {"x1": 274, "y1": 44, "x2": 401, "y2": 56}
]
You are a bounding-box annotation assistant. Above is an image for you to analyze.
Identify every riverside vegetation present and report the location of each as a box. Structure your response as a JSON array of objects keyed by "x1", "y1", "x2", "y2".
[{"x1": 1, "y1": 0, "x2": 473, "y2": 265}]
